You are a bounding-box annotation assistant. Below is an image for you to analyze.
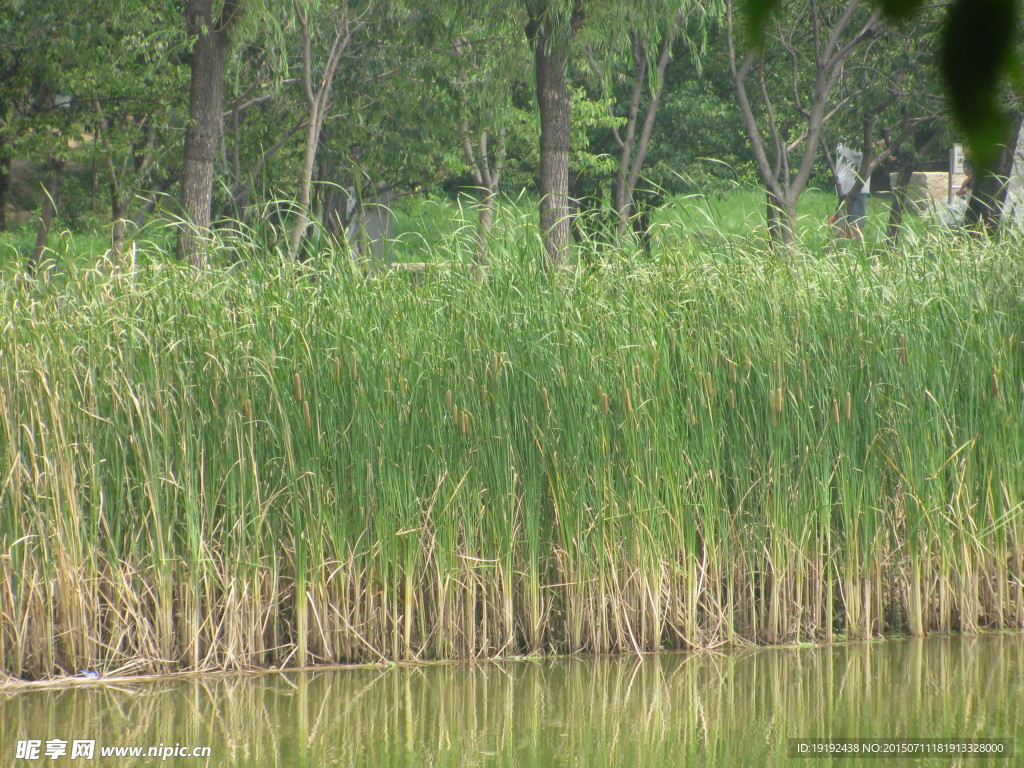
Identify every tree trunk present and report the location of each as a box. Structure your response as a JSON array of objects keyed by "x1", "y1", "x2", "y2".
[
  {"x1": 475, "y1": 177, "x2": 499, "y2": 258},
  {"x1": 27, "y1": 159, "x2": 63, "y2": 275},
  {"x1": 612, "y1": 14, "x2": 679, "y2": 238},
  {"x1": 885, "y1": 129, "x2": 940, "y2": 244},
  {"x1": 630, "y1": 190, "x2": 662, "y2": 255},
  {"x1": 611, "y1": 31, "x2": 647, "y2": 235},
  {"x1": 134, "y1": 175, "x2": 176, "y2": 228},
  {"x1": 460, "y1": 121, "x2": 505, "y2": 261},
  {"x1": 530, "y1": 16, "x2": 574, "y2": 265},
  {"x1": 766, "y1": 192, "x2": 795, "y2": 245},
  {"x1": 966, "y1": 165, "x2": 1005, "y2": 233},
  {"x1": 94, "y1": 101, "x2": 131, "y2": 258},
  {"x1": 0, "y1": 149, "x2": 9, "y2": 232},
  {"x1": 289, "y1": 104, "x2": 322, "y2": 260},
  {"x1": 886, "y1": 163, "x2": 916, "y2": 244},
  {"x1": 315, "y1": 130, "x2": 344, "y2": 238},
  {"x1": 966, "y1": 116, "x2": 1021, "y2": 233},
  {"x1": 288, "y1": 1, "x2": 357, "y2": 260},
  {"x1": 178, "y1": 0, "x2": 239, "y2": 268},
  {"x1": 103, "y1": 150, "x2": 129, "y2": 256},
  {"x1": 1001, "y1": 115, "x2": 1024, "y2": 228}
]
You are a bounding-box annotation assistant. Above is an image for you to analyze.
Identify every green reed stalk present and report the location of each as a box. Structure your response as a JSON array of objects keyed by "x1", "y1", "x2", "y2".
[{"x1": 1, "y1": 222, "x2": 1022, "y2": 677}]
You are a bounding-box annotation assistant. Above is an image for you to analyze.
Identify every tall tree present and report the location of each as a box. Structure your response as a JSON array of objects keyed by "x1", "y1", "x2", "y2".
[
  {"x1": 178, "y1": 0, "x2": 245, "y2": 268},
  {"x1": 460, "y1": 118, "x2": 507, "y2": 253},
  {"x1": 822, "y1": 8, "x2": 946, "y2": 242},
  {"x1": 26, "y1": 157, "x2": 62, "y2": 274},
  {"x1": 288, "y1": 0, "x2": 374, "y2": 260},
  {"x1": 443, "y1": 9, "x2": 531, "y2": 257},
  {"x1": 0, "y1": 2, "x2": 95, "y2": 268},
  {"x1": 84, "y1": 1, "x2": 186, "y2": 256},
  {"x1": 585, "y1": 1, "x2": 720, "y2": 238},
  {"x1": 727, "y1": 0, "x2": 883, "y2": 243},
  {"x1": 525, "y1": 0, "x2": 584, "y2": 264},
  {"x1": 745, "y1": 0, "x2": 1022, "y2": 176}
]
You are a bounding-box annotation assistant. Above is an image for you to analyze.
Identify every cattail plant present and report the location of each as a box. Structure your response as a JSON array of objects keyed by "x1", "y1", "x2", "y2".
[{"x1": 0, "y1": 223, "x2": 1021, "y2": 679}]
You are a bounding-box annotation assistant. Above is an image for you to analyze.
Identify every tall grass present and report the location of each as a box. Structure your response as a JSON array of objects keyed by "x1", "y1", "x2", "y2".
[{"x1": 1, "y1": 219, "x2": 1023, "y2": 679}]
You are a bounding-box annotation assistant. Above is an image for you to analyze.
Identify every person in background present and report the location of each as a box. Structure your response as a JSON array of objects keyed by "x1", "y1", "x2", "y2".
[
  {"x1": 956, "y1": 160, "x2": 974, "y2": 199},
  {"x1": 833, "y1": 143, "x2": 871, "y2": 239},
  {"x1": 870, "y1": 136, "x2": 896, "y2": 197}
]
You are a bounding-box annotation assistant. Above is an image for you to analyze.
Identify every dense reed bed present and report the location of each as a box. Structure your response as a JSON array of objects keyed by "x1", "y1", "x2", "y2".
[{"x1": 1, "y1": 230, "x2": 1023, "y2": 678}]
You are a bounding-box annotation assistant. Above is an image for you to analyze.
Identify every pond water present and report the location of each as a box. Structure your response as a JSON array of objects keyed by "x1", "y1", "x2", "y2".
[{"x1": 1, "y1": 635, "x2": 1021, "y2": 766}]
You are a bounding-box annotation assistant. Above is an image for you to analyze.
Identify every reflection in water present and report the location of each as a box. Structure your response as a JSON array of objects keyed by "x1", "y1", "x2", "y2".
[{"x1": 1, "y1": 635, "x2": 1021, "y2": 766}]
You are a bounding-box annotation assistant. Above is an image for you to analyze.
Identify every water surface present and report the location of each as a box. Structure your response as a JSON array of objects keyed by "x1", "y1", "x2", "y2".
[{"x1": 2, "y1": 635, "x2": 1021, "y2": 766}]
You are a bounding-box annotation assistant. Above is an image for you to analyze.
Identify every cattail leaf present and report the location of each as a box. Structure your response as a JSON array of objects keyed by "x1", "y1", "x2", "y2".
[
  {"x1": 940, "y1": 0, "x2": 1019, "y2": 172},
  {"x1": 746, "y1": 0, "x2": 783, "y2": 41},
  {"x1": 876, "y1": 0, "x2": 926, "y2": 20}
]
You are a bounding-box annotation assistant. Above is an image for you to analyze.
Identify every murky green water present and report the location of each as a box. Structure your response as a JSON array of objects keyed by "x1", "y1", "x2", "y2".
[{"x1": 2, "y1": 635, "x2": 1021, "y2": 766}]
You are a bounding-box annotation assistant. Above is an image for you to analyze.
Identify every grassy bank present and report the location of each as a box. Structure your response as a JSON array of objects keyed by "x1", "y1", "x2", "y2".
[
  {"x1": 3, "y1": 186, "x2": 909, "y2": 271},
  {"x1": 1, "y1": 228, "x2": 1023, "y2": 679}
]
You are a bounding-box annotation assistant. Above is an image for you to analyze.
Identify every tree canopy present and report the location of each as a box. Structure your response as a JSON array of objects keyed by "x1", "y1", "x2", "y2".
[{"x1": 1, "y1": 0, "x2": 1020, "y2": 261}]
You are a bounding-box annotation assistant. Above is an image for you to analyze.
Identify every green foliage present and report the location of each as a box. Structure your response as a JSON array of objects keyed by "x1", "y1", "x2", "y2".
[
  {"x1": 0, "y1": 0, "x2": 1016, "y2": 246},
  {"x1": 745, "y1": 0, "x2": 1022, "y2": 173},
  {"x1": 635, "y1": 25, "x2": 754, "y2": 195},
  {"x1": 568, "y1": 86, "x2": 619, "y2": 178}
]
